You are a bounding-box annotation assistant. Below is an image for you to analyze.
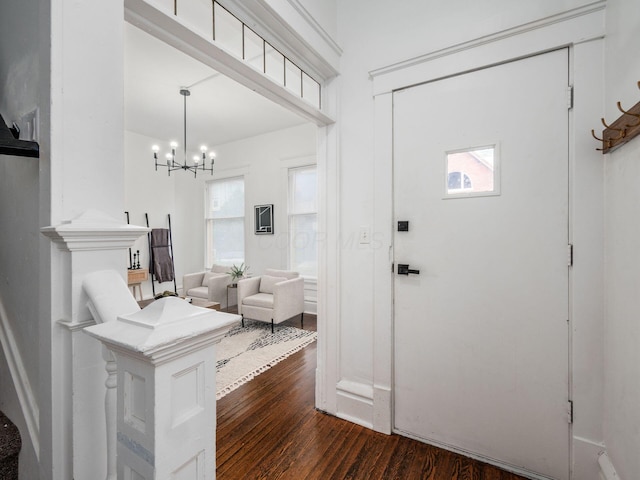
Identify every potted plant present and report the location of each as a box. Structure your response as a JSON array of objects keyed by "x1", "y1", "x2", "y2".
[{"x1": 228, "y1": 263, "x2": 249, "y2": 286}]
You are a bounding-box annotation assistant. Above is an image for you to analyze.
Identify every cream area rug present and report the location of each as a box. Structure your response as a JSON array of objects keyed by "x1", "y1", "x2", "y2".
[{"x1": 216, "y1": 319, "x2": 317, "y2": 399}]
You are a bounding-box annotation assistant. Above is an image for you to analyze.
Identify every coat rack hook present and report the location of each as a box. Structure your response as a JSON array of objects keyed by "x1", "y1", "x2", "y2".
[
  {"x1": 616, "y1": 101, "x2": 640, "y2": 127},
  {"x1": 601, "y1": 117, "x2": 622, "y2": 131},
  {"x1": 600, "y1": 118, "x2": 627, "y2": 140},
  {"x1": 591, "y1": 129, "x2": 612, "y2": 149},
  {"x1": 591, "y1": 129, "x2": 605, "y2": 142}
]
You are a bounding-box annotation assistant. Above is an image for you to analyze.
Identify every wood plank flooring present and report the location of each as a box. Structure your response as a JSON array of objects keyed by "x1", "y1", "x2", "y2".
[{"x1": 216, "y1": 314, "x2": 527, "y2": 479}]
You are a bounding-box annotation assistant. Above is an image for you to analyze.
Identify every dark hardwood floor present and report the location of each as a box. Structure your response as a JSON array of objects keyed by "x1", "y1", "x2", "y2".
[{"x1": 216, "y1": 314, "x2": 527, "y2": 479}]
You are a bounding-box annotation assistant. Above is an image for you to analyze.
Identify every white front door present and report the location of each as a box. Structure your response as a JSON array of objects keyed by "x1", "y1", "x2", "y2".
[{"x1": 393, "y1": 49, "x2": 570, "y2": 479}]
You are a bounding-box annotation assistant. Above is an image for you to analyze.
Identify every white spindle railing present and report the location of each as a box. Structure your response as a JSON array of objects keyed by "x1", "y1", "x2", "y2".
[{"x1": 103, "y1": 348, "x2": 117, "y2": 480}]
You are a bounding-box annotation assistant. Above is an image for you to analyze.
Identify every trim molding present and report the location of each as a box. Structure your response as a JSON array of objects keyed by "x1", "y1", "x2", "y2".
[
  {"x1": 0, "y1": 295, "x2": 40, "y2": 460},
  {"x1": 219, "y1": 0, "x2": 341, "y2": 78},
  {"x1": 372, "y1": 92, "x2": 393, "y2": 434},
  {"x1": 369, "y1": 0, "x2": 605, "y2": 80},
  {"x1": 125, "y1": 0, "x2": 335, "y2": 126},
  {"x1": 336, "y1": 380, "x2": 373, "y2": 429},
  {"x1": 58, "y1": 318, "x2": 96, "y2": 333},
  {"x1": 284, "y1": 0, "x2": 342, "y2": 57},
  {"x1": 369, "y1": 0, "x2": 605, "y2": 96},
  {"x1": 41, "y1": 209, "x2": 149, "y2": 252}
]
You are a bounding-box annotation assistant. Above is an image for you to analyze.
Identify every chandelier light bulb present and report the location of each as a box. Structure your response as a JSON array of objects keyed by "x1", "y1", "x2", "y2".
[{"x1": 152, "y1": 88, "x2": 215, "y2": 177}]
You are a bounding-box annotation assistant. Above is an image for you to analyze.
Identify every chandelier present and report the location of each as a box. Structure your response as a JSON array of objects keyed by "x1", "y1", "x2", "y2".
[{"x1": 152, "y1": 88, "x2": 215, "y2": 177}]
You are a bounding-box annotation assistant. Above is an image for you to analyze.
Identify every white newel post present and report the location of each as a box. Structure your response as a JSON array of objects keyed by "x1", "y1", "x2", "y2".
[
  {"x1": 42, "y1": 210, "x2": 149, "y2": 480},
  {"x1": 85, "y1": 297, "x2": 239, "y2": 479}
]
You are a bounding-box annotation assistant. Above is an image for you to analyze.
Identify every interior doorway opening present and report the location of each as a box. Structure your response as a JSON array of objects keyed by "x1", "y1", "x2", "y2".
[{"x1": 122, "y1": 6, "x2": 325, "y2": 401}]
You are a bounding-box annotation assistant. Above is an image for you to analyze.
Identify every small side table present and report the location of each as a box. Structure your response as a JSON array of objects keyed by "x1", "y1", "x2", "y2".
[
  {"x1": 140, "y1": 297, "x2": 221, "y2": 311},
  {"x1": 184, "y1": 297, "x2": 221, "y2": 311},
  {"x1": 227, "y1": 284, "x2": 238, "y2": 309},
  {"x1": 127, "y1": 268, "x2": 148, "y2": 301}
]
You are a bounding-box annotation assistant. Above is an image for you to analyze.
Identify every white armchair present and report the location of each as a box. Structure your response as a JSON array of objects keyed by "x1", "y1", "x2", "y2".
[
  {"x1": 237, "y1": 269, "x2": 305, "y2": 333},
  {"x1": 183, "y1": 264, "x2": 233, "y2": 309}
]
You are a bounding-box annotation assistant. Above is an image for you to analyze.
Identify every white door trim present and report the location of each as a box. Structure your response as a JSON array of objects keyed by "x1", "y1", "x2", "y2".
[
  {"x1": 369, "y1": 7, "x2": 606, "y2": 479},
  {"x1": 369, "y1": 1, "x2": 605, "y2": 96}
]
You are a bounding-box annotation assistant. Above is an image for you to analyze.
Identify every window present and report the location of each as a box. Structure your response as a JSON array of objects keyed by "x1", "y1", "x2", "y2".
[
  {"x1": 445, "y1": 145, "x2": 500, "y2": 198},
  {"x1": 447, "y1": 171, "x2": 473, "y2": 191},
  {"x1": 205, "y1": 176, "x2": 245, "y2": 267},
  {"x1": 289, "y1": 166, "x2": 317, "y2": 277}
]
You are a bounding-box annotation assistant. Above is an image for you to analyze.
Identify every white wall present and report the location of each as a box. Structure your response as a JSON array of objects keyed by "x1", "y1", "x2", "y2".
[
  {"x1": 2, "y1": 0, "x2": 131, "y2": 477},
  {"x1": 0, "y1": 0, "x2": 43, "y2": 399},
  {"x1": 332, "y1": 0, "x2": 609, "y2": 477},
  {"x1": 124, "y1": 131, "x2": 177, "y2": 293},
  {"x1": 602, "y1": 0, "x2": 640, "y2": 478},
  {"x1": 125, "y1": 123, "x2": 316, "y2": 301},
  {"x1": 46, "y1": 1, "x2": 128, "y2": 478},
  {"x1": 0, "y1": 0, "x2": 48, "y2": 477},
  {"x1": 4, "y1": 0, "x2": 634, "y2": 477},
  {"x1": 334, "y1": 0, "x2": 601, "y2": 411}
]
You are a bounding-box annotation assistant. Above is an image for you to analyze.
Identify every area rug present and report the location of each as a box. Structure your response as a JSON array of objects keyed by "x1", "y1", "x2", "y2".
[{"x1": 216, "y1": 319, "x2": 317, "y2": 399}]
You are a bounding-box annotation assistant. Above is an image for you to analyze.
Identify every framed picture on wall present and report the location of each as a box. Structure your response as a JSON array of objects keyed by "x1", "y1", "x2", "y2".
[{"x1": 254, "y1": 204, "x2": 274, "y2": 234}]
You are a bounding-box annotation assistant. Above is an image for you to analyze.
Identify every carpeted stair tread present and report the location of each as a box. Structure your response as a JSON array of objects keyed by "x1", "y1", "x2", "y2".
[{"x1": 0, "y1": 411, "x2": 20, "y2": 479}]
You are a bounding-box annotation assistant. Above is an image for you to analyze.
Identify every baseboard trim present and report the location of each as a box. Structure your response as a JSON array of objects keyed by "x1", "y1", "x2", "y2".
[
  {"x1": 598, "y1": 452, "x2": 620, "y2": 480},
  {"x1": 336, "y1": 380, "x2": 373, "y2": 429},
  {"x1": 372, "y1": 385, "x2": 392, "y2": 434},
  {"x1": 303, "y1": 301, "x2": 317, "y2": 315},
  {"x1": 0, "y1": 295, "x2": 40, "y2": 460}
]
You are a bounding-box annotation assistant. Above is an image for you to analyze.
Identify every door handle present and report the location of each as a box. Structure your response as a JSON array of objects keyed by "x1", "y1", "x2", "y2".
[{"x1": 397, "y1": 264, "x2": 420, "y2": 275}]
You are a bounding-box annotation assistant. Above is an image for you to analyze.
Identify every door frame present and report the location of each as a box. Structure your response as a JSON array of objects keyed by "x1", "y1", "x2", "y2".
[
  {"x1": 124, "y1": 0, "x2": 341, "y2": 417},
  {"x1": 370, "y1": 4, "x2": 605, "y2": 478}
]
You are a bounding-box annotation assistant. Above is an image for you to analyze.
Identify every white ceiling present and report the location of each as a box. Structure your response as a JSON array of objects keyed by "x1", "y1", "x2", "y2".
[{"x1": 124, "y1": 23, "x2": 307, "y2": 151}]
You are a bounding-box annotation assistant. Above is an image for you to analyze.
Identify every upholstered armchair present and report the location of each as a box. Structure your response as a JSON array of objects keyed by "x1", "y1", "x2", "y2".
[
  {"x1": 182, "y1": 264, "x2": 233, "y2": 309},
  {"x1": 237, "y1": 268, "x2": 305, "y2": 333}
]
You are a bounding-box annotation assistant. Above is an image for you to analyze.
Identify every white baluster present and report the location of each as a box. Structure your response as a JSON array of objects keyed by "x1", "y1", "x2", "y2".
[{"x1": 103, "y1": 347, "x2": 117, "y2": 480}]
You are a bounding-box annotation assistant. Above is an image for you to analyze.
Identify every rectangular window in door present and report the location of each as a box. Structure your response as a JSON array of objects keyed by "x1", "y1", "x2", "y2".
[{"x1": 444, "y1": 144, "x2": 500, "y2": 198}]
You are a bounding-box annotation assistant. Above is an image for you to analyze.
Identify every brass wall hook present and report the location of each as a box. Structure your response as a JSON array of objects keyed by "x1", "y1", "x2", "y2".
[
  {"x1": 591, "y1": 129, "x2": 612, "y2": 150},
  {"x1": 591, "y1": 81, "x2": 640, "y2": 154},
  {"x1": 601, "y1": 118, "x2": 626, "y2": 140},
  {"x1": 591, "y1": 129, "x2": 605, "y2": 141},
  {"x1": 616, "y1": 101, "x2": 640, "y2": 127},
  {"x1": 601, "y1": 117, "x2": 622, "y2": 131}
]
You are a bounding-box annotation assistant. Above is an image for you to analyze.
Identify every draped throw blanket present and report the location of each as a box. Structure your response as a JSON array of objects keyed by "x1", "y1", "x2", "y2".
[{"x1": 150, "y1": 228, "x2": 174, "y2": 283}]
